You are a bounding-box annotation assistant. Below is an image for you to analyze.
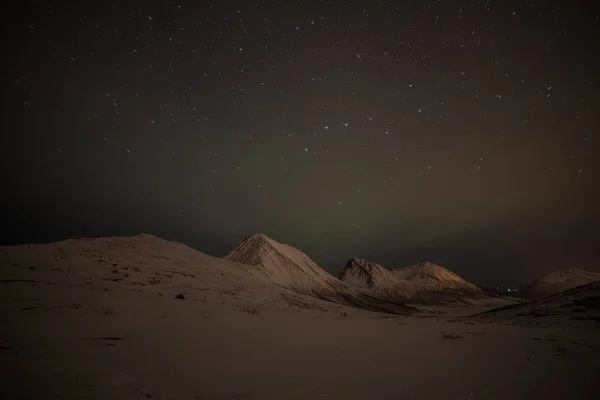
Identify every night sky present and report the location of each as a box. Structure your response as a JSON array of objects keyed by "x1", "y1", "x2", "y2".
[{"x1": 2, "y1": 0, "x2": 598, "y2": 287}]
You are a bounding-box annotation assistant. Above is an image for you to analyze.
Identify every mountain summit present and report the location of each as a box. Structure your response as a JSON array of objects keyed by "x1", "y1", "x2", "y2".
[{"x1": 225, "y1": 233, "x2": 352, "y2": 293}]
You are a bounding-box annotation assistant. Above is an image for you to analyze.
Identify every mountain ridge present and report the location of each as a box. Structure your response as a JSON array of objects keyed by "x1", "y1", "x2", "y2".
[
  {"x1": 340, "y1": 258, "x2": 481, "y2": 298},
  {"x1": 224, "y1": 234, "x2": 415, "y2": 314}
]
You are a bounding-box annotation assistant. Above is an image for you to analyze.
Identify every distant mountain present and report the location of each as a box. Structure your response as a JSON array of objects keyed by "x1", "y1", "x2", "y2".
[
  {"x1": 520, "y1": 269, "x2": 600, "y2": 300},
  {"x1": 224, "y1": 234, "x2": 415, "y2": 314},
  {"x1": 479, "y1": 281, "x2": 600, "y2": 324},
  {"x1": 394, "y1": 261, "x2": 481, "y2": 293},
  {"x1": 340, "y1": 259, "x2": 481, "y2": 299}
]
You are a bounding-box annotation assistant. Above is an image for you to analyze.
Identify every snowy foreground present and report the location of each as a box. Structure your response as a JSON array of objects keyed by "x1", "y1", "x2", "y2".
[{"x1": 1, "y1": 235, "x2": 599, "y2": 399}]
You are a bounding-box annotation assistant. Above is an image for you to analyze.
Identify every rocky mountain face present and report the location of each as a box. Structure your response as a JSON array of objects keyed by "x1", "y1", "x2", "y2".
[{"x1": 340, "y1": 258, "x2": 416, "y2": 299}]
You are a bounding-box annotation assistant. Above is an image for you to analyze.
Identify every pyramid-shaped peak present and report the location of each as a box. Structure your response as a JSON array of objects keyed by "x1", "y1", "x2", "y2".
[
  {"x1": 249, "y1": 232, "x2": 270, "y2": 240},
  {"x1": 224, "y1": 234, "x2": 280, "y2": 266},
  {"x1": 242, "y1": 233, "x2": 278, "y2": 245},
  {"x1": 224, "y1": 233, "x2": 353, "y2": 295},
  {"x1": 232, "y1": 233, "x2": 279, "y2": 250}
]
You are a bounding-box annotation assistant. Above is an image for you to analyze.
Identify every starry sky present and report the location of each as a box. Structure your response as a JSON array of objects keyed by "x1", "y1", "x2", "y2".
[{"x1": 2, "y1": 0, "x2": 598, "y2": 286}]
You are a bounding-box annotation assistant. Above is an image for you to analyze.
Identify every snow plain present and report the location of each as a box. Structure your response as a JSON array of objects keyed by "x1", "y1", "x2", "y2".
[{"x1": 1, "y1": 234, "x2": 598, "y2": 399}]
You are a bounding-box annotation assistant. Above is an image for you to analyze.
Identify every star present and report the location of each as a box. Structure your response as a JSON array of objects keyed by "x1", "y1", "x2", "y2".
[{"x1": 4, "y1": 0, "x2": 596, "y2": 298}]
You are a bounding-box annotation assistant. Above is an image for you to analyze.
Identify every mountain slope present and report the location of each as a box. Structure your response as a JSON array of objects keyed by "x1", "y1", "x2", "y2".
[
  {"x1": 224, "y1": 234, "x2": 415, "y2": 314},
  {"x1": 520, "y1": 269, "x2": 600, "y2": 300},
  {"x1": 0, "y1": 234, "x2": 273, "y2": 303}
]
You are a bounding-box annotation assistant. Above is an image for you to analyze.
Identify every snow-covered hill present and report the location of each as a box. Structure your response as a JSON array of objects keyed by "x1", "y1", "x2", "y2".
[
  {"x1": 479, "y1": 281, "x2": 600, "y2": 325},
  {"x1": 0, "y1": 234, "x2": 277, "y2": 305},
  {"x1": 521, "y1": 269, "x2": 600, "y2": 300}
]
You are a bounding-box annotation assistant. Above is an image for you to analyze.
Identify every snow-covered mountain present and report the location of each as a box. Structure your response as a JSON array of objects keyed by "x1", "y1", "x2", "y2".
[
  {"x1": 339, "y1": 258, "x2": 416, "y2": 299},
  {"x1": 224, "y1": 234, "x2": 415, "y2": 314},
  {"x1": 394, "y1": 261, "x2": 481, "y2": 293},
  {"x1": 225, "y1": 233, "x2": 344, "y2": 291},
  {"x1": 340, "y1": 259, "x2": 481, "y2": 298},
  {"x1": 520, "y1": 269, "x2": 600, "y2": 300}
]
